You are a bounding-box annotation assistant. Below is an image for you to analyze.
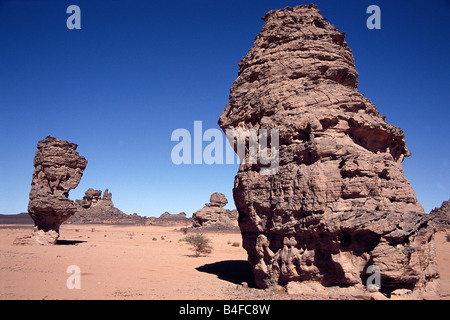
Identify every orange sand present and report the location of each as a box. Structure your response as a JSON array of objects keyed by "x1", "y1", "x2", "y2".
[{"x1": 0, "y1": 224, "x2": 448, "y2": 300}]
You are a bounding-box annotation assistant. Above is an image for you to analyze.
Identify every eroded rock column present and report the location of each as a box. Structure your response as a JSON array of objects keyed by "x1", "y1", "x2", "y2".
[
  {"x1": 219, "y1": 5, "x2": 439, "y2": 299},
  {"x1": 28, "y1": 136, "x2": 87, "y2": 235}
]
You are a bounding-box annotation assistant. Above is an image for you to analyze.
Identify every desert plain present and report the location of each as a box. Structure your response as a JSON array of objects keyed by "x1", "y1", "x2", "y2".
[
  {"x1": 0, "y1": 223, "x2": 449, "y2": 300},
  {"x1": 1, "y1": 223, "x2": 256, "y2": 300}
]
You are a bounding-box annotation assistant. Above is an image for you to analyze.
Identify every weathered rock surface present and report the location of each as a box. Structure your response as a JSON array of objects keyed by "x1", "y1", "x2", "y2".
[
  {"x1": 192, "y1": 193, "x2": 239, "y2": 231},
  {"x1": 13, "y1": 227, "x2": 59, "y2": 246},
  {"x1": 27, "y1": 136, "x2": 87, "y2": 234},
  {"x1": 430, "y1": 199, "x2": 450, "y2": 231},
  {"x1": 69, "y1": 188, "x2": 148, "y2": 225},
  {"x1": 219, "y1": 4, "x2": 439, "y2": 299}
]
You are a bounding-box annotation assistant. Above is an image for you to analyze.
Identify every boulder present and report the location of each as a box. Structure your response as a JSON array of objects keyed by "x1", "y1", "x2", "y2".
[
  {"x1": 209, "y1": 192, "x2": 228, "y2": 207},
  {"x1": 13, "y1": 227, "x2": 59, "y2": 246}
]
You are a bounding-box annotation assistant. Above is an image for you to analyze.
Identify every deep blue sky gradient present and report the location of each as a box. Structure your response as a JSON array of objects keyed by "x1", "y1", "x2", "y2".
[{"x1": 0, "y1": 0, "x2": 449, "y2": 216}]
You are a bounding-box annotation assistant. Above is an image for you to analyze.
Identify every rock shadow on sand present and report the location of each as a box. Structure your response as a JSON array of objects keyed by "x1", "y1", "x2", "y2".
[
  {"x1": 196, "y1": 260, "x2": 256, "y2": 288},
  {"x1": 56, "y1": 239, "x2": 87, "y2": 245}
]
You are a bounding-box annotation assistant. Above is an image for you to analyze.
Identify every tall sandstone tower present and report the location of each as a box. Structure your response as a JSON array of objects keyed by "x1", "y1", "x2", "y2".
[{"x1": 219, "y1": 5, "x2": 439, "y2": 299}]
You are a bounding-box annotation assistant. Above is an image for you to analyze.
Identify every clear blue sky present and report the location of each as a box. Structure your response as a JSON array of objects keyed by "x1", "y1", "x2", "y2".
[{"x1": 0, "y1": 0, "x2": 449, "y2": 217}]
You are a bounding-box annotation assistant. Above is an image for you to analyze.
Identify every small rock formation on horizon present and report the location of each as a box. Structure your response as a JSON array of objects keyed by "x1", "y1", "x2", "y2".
[
  {"x1": 192, "y1": 193, "x2": 239, "y2": 231},
  {"x1": 23, "y1": 135, "x2": 87, "y2": 244},
  {"x1": 219, "y1": 4, "x2": 439, "y2": 299},
  {"x1": 147, "y1": 212, "x2": 192, "y2": 226},
  {"x1": 69, "y1": 188, "x2": 148, "y2": 225}
]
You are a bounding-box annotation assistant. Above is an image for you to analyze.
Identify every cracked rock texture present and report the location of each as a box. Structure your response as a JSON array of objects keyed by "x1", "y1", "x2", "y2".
[
  {"x1": 27, "y1": 136, "x2": 87, "y2": 234},
  {"x1": 219, "y1": 4, "x2": 439, "y2": 299}
]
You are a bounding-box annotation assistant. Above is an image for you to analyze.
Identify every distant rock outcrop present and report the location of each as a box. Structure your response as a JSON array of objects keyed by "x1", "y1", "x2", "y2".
[
  {"x1": 192, "y1": 193, "x2": 238, "y2": 231},
  {"x1": 430, "y1": 199, "x2": 450, "y2": 231},
  {"x1": 147, "y1": 212, "x2": 192, "y2": 226},
  {"x1": 25, "y1": 136, "x2": 87, "y2": 244},
  {"x1": 69, "y1": 188, "x2": 148, "y2": 225},
  {"x1": 219, "y1": 5, "x2": 439, "y2": 299}
]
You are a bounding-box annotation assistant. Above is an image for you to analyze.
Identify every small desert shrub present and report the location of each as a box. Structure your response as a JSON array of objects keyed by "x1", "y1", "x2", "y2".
[
  {"x1": 152, "y1": 237, "x2": 157, "y2": 241},
  {"x1": 446, "y1": 233, "x2": 450, "y2": 242},
  {"x1": 231, "y1": 242, "x2": 240, "y2": 247},
  {"x1": 180, "y1": 234, "x2": 213, "y2": 257}
]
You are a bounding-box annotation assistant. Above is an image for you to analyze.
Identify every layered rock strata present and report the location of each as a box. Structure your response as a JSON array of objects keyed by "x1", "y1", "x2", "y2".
[{"x1": 219, "y1": 4, "x2": 439, "y2": 298}]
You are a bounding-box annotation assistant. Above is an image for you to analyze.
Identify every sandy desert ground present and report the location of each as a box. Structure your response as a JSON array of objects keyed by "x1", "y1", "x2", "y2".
[{"x1": 1, "y1": 224, "x2": 449, "y2": 300}]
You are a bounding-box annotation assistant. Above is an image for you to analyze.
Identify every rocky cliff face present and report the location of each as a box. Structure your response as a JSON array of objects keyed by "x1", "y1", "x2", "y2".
[
  {"x1": 219, "y1": 5, "x2": 439, "y2": 299},
  {"x1": 27, "y1": 136, "x2": 87, "y2": 234}
]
